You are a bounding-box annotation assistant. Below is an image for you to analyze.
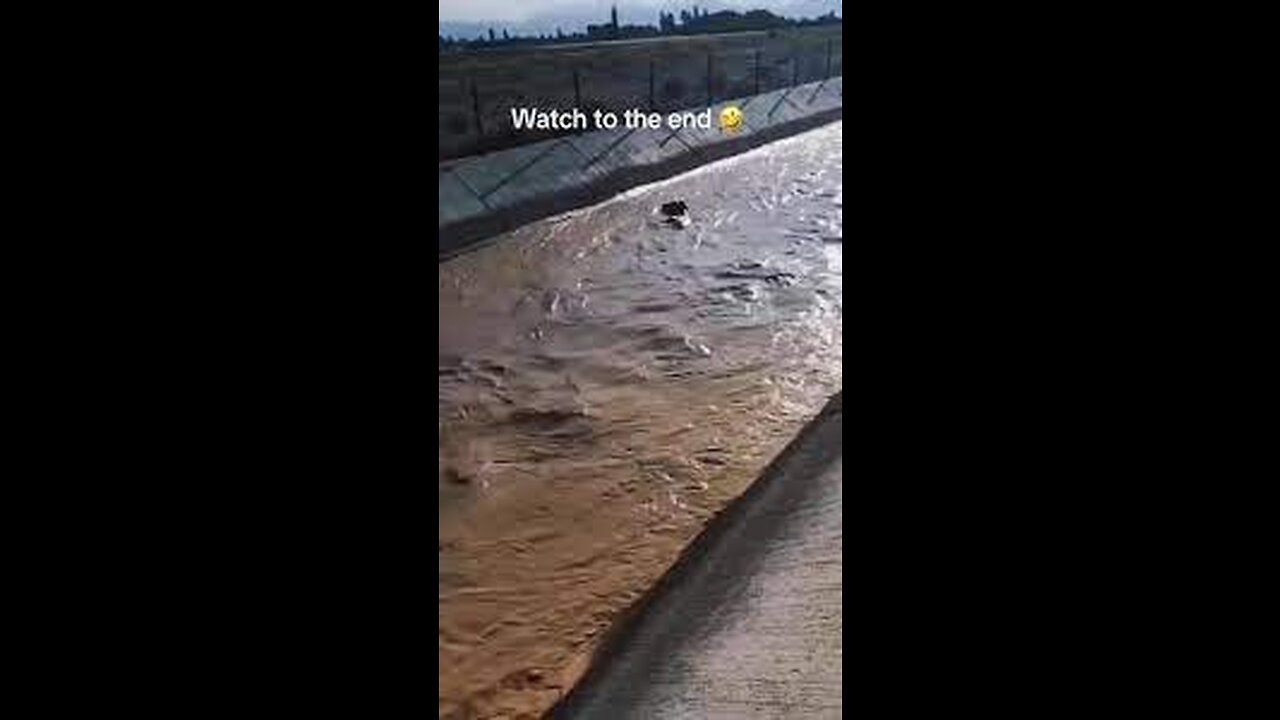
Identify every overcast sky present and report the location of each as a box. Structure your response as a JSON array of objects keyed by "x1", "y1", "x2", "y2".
[{"x1": 439, "y1": 0, "x2": 839, "y2": 24}]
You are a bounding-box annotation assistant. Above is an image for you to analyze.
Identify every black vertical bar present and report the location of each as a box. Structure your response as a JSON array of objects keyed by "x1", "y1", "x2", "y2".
[
  {"x1": 573, "y1": 68, "x2": 581, "y2": 109},
  {"x1": 471, "y1": 81, "x2": 483, "y2": 135},
  {"x1": 649, "y1": 59, "x2": 655, "y2": 111},
  {"x1": 706, "y1": 53, "x2": 713, "y2": 105},
  {"x1": 792, "y1": 55, "x2": 799, "y2": 86},
  {"x1": 754, "y1": 49, "x2": 761, "y2": 94},
  {"x1": 826, "y1": 39, "x2": 832, "y2": 79}
]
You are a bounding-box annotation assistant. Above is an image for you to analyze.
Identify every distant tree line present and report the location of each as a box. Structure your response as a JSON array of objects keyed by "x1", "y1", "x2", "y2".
[{"x1": 439, "y1": 6, "x2": 841, "y2": 53}]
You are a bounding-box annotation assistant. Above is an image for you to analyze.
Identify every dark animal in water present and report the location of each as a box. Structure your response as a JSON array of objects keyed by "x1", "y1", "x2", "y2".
[
  {"x1": 660, "y1": 200, "x2": 688, "y2": 217},
  {"x1": 660, "y1": 200, "x2": 690, "y2": 229}
]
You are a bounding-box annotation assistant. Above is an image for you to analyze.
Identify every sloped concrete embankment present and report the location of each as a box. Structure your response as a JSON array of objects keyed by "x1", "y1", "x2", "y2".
[
  {"x1": 439, "y1": 77, "x2": 843, "y2": 259},
  {"x1": 548, "y1": 391, "x2": 843, "y2": 719}
]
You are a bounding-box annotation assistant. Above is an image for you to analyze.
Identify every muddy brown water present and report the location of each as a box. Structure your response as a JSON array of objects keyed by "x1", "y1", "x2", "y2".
[{"x1": 439, "y1": 121, "x2": 841, "y2": 720}]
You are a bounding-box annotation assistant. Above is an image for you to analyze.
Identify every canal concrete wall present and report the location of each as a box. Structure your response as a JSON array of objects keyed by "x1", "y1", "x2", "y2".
[
  {"x1": 547, "y1": 391, "x2": 843, "y2": 719},
  {"x1": 439, "y1": 27, "x2": 842, "y2": 162},
  {"x1": 439, "y1": 76, "x2": 842, "y2": 259}
]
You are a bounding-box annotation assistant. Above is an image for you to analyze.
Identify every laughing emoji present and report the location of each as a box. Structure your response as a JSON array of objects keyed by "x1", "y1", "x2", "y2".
[{"x1": 719, "y1": 105, "x2": 744, "y2": 132}]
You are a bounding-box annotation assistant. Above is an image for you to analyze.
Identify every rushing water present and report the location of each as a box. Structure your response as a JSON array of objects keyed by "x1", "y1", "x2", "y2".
[{"x1": 438, "y1": 122, "x2": 841, "y2": 720}]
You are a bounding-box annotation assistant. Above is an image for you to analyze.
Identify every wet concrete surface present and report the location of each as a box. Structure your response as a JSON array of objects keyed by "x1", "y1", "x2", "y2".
[
  {"x1": 550, "y1": 395, "x2": 842, "y2": 719},
  {"x1": 439, "y1": 122, "x2": 841, "y2": 719}
]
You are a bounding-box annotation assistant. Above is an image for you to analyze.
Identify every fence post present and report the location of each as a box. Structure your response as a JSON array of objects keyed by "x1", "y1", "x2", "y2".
[
  {"x1": 754, "y1": 49, "x2": 761, "y2": 94},
  {"x1": 649, "y1": 59, "x2": 655, "y2": 111},
  {"x1": 471, "y1": 81, "x2": 484, "y2": 135},
  {"x1": 706, "y1": 52, "x2": 713, "y2": 106}
]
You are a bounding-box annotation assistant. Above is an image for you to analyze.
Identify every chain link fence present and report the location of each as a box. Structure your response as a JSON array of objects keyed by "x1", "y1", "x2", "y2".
[{"x1": 439, "y1": 28, "x2": 842, "y2": 162}]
